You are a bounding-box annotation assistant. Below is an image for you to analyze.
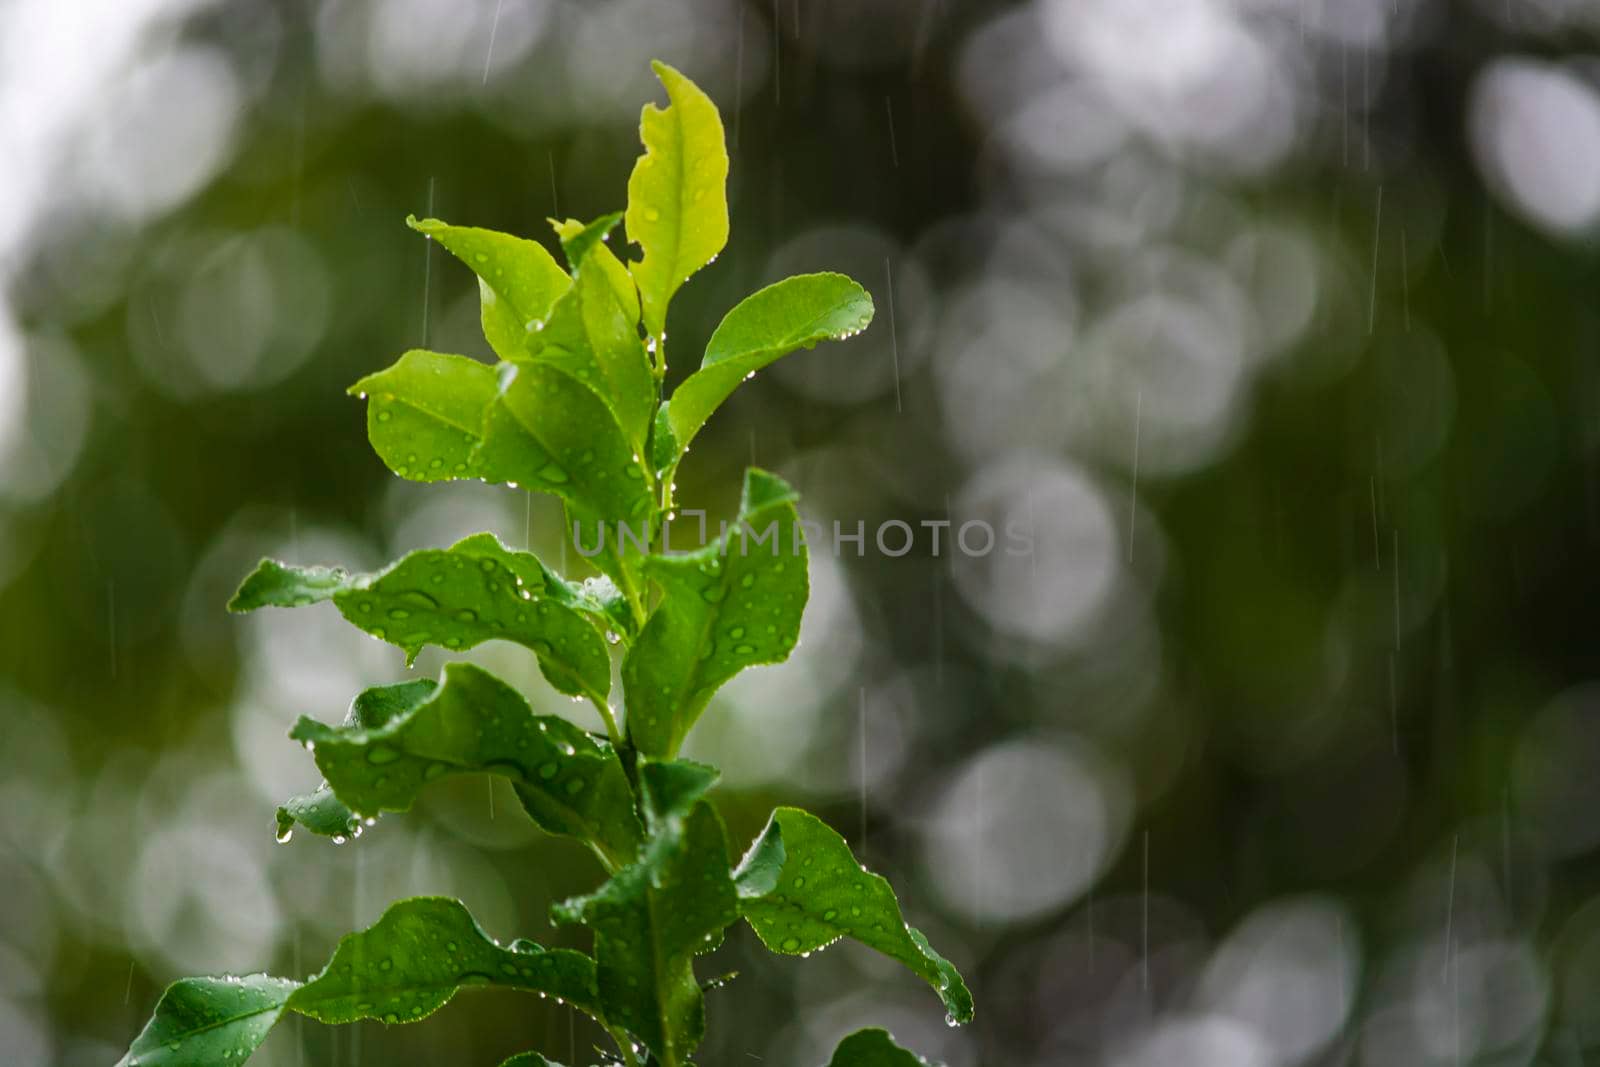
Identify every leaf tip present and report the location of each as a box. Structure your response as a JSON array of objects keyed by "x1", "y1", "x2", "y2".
[{"x1": 739, "y1": 467, "x2": 799, "y2": 514}]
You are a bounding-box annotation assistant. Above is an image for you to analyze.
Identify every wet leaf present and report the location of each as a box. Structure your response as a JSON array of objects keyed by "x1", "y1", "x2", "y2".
[
  {"x1": 625, "y1": 61, "x2": 729, "y2": 340},
  {"x1": 275, "y1": 785, "x2": 358, "y2": 842},
  {"x1": 407, "y1": 216, "x2": 571, "y2": 361},
  {"x1": 348, "y1": 350, "x2": 498, "y2": 482},
  {"x1": 552, "y1": 760, "x2": 738, "y2": 1066},
  {"x1": 825, "y1": 1028, "x2": 935, "y2": 1066},
  {"x1": 524, "y1": 219, "x2": 656, "y2": 457},
  {"x1": 289, "y1": 663, "x2": 642, "y2": 869},
  {"x1": 119, "y1": 898, "x2": 597, "y2": 1066},
  {"x1": 475, "y1": 360, "x2": 656, "y2": 553},
  {"x1": 735, "y1": 808, "x2": 973, "y2": 1025},
  {"x1": 649, "y1": 400, "x2": 678, "y2": 478},
  {"x1": 554, "y1": 212, "x2": 623, "y2": 273},
  {"x1": 289, "y1": 897, "x2": 599, "y2": 1024},
  {"x1": 552, "y1": 216, "x2": 640, "y2": 326},
  {"x1": 275, "y1": 680, "x2": 441, "y2": 842},
  {"x1": 622, "y1": 468, "x2": 806, "y2": 757},
  {"x1": 117, "y1": 974, "x2": 295, "y2": 1067},
  {"x1": 228, "y1": 532, "x2": 610, "y2": 697},
  {"x1": 668, "y1": 273, "x2": 874, "y2": 459},
  {"x1": 452, "y1": 532, "x2": 635, "y2": 642}
]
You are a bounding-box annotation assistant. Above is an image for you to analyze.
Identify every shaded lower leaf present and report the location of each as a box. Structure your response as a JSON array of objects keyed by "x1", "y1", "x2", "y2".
[
  {"x1": 120, "y1": 898, "x2": 596, "y2": 1066},
  {"x1": 622, "y1": 468, "x2": 807, "y2": 757},
  {"x1": 552, "y1": 761, "x2": 738, "y2": 1066},
  {"x1": 735, "y1": 808, "x2": 973, "y2": 1025},
  {"x1": 229, "y1": 533, "x2": 610, "y2": 698},
  {"x1": 117, "y1": 975, "x2": 296, "y2": 1067},
  {"x1": 289, "y1": 897, "x2": 599, "y2": 1024},
  {"x1": 350, "y1": 350, "x2": 498, "y2": 481},
  {"x1": 825, "y1": 1028, "x2": 935, "y2": 1066},
  {"x1": 289, "y1": 663, "x2": 642, "y2": 869}
]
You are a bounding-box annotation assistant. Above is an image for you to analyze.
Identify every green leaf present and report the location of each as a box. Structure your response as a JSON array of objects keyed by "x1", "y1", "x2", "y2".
[
  {"x1": 499, "y1": 1055, "x2": 567, "y2": 1067},
  {"x1": 667, "y1": 273, "x2": 874, "y2": 458},
  {"x1": 552, "y1": 216, "x2": 640, "y2": 327},
  {"x1": 452, "y1": 532, "x2": 635, "y2": 641},
  {"x1": 275, "y1": 785, "x2": 359, "y2": 842},
  {"x1": 475, "y1": 360, "x2": 656, "y2": 537},
  {"x1": 622, "y1": 467, "x2": 806, "y2": 757},
  {"x1": 228, "y1": 533, "x2": 610, "y2": 697},
  {"x1": 649, "y1": 400, "x2": 678, "y2": 478},
  {"x1": 117, "y1": 974, "x2": 296, "y2": 1067},
  {"x1": 552, "y1": 760, "x2": 738, "y2": 1067},
  {"x1": 407, "y1": 216, "x2": 572, "y2": 362},
  {"x1": 120, "y1": 898, "x2": 598, "y2": 1066},
  {"x1": 524, "y1": 223, "x2": 656, "y2": 457},
  {"x1": 555, "y1": 212, "x2": 623, "y2": 272},
  {"x1": 276, "y1": 680, "x2": 441, "y2": 842},
  {"x1": 290, "y1": 663, "x2": 642, "y2": 869},
  {"x1": 625, "y1": 61, "x2": 729, "y2": 340},
  {"x1": 825, "y1": 1028, "x2": 936, "y2": 1066},
  {"x1": 350, "y1": 350, "x2": 499, "y2": 482},
  {"x1": 735, "y1": 808, "x2": 973, "y2": 1025},
  {"x1": 288, "y1": 897, "x2": 599, "y2": 1024}
]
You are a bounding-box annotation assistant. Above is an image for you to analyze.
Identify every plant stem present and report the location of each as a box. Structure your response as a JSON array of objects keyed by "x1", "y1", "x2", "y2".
[
  {"x1": 606, "y1": 1022, "x2": 644, "y2": 1067},
  {"x1": 589, "y1": 693, "x2": 624, "y2": 750}
]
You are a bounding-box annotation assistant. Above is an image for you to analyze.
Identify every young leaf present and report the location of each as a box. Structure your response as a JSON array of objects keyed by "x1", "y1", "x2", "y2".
[
  {"x1": 289, "y1": 663, "x2": 642, "y2": 869},
  {"x1": 229, "y1": 533, "x2": 610, "y2": 698},
  {"x1": 554, "y1": 211, "x2": 623, "y2": 272},
  {"x1": 288, "y1": 897, "x2": 599, "y2": 1024},
  {"x1": 825, "y1": 1028, "x2": 936, "y2": 1066},
  {"x1": 649, "y1": 400, "x2": 678, "y2": 478},
  {"x1": 117, "y1": 975, "x2": 296, "y2": 1067},
  {"x1": 622, "y1": 468, "x2": 806, "y2": 757},
  {"x1": 119, "y1": 898, "x2": 598, "y2": 1066},
  {"x1": 552, "y1": 760, "x2": 738, "y2": 1066},
  {"x1": 524, "y1": 225, "x2": 656, "y2": 457},
  {"x1": 475, "y1": 360, "x2": 656, "y2": 535},
  {"x1": 735, "y1": 808, "x2": 974, "y2": 1025},
  {"x1": 552, "y1": 216, "x2": 640, "y2": 326},
  {"x1": 407, "y1": 216, "x2": 572, "y2": 361},
  {"x1": 625, "y1": 61, "x2": 730, "y2": 340},
  {"x1": 667, "y1": 273, "x2": 874, "y2": 458},
  {"x1": 349, "y1": 350, "x2": 499, "y2": 482}
]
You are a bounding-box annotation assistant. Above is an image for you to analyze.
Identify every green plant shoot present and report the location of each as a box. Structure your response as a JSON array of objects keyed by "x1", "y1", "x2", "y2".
[{"x1": 119, "y1": 61, "x2": 968, "y2": 1067}]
